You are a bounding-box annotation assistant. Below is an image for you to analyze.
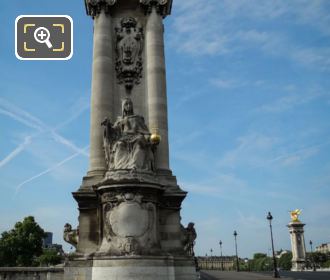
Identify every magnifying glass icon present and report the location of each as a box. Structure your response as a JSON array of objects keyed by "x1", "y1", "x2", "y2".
[{"x1": 34, "y1": 27, "x2": 53, "y2": 49}]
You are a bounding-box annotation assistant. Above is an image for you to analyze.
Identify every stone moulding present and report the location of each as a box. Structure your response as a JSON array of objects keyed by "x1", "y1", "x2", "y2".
[
  {"x1": 140, "y1": 0, "x2": 172, "y2": 16},
  {"x1": 85, "y1": 0, "x2": 117, "y2": 17},
  {"x1": 85, "y1": 0, "x2": 173, "y2": 17}
]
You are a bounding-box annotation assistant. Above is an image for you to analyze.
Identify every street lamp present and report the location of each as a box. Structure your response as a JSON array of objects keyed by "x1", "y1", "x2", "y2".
[
  {"x1": 219, "y1": 240, "x2": 224, "y2": 271},
  {"x1": 233, "y1": 230, "x2": 239, "y2": 272},
  {"x1": 210, "y1": 248, "x2": 213, "y2": 270},
  {"x1": 267, "y1": 212, "x2": 280, "y2": 278},
  {"x1": 309, "y1": 240, "x2": 316, "y2": 271}
]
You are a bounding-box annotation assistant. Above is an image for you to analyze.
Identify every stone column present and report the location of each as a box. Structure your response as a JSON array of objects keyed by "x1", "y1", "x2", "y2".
[
  {"x1": 288, "y1": 222, "x2": 307, "y2": 271},
  {"x1": 145, "y1": 3, "x2": 170, "y2": 171},
  {"x1": 86, "y1": 1, "x2": 115, "y2": 178}
]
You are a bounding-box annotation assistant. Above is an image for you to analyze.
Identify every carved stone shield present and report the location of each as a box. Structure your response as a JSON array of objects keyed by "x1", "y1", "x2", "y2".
[{"x1": 109, "y1": 201, "x2": 150, "y2": 238}]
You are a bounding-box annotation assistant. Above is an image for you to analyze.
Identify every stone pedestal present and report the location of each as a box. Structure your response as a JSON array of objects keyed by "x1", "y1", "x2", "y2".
[
  {"x1": 65, "y1": 257, "x2": 197, "y2": 280},
  {"x1": 287, "y1": 222, "x2": 306, "y2": 271}
]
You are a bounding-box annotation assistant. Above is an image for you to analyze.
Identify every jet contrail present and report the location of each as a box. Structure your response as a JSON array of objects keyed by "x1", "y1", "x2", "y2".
[
  {"x1": 14, "y1": 146, "x2": 89, "y2": 195},
  {"x1": 0, "y1": 136, "x2": 33, "y2": 168}
]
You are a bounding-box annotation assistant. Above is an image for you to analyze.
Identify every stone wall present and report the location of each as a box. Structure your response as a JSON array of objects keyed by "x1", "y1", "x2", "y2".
[{"x1": 0, "y1": 267, "x2": 63, "y2": 280}]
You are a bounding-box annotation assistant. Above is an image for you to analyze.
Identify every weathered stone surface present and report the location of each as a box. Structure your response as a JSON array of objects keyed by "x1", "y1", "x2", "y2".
[
  {"x1": 64, "y1": 257, "x2": 197, "y2": 280},
  {"x1": 0, "y1": 267, "x2": 64, "y2": 280}
]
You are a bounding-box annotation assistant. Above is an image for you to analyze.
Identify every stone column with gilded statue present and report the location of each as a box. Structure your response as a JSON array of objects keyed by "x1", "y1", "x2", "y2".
[
  {"x1": 287, "y1": 209, "x2": 307, "y2": 271},
  {"x1": 64, "y1": 1, "x2": 198, "y2": 279}
]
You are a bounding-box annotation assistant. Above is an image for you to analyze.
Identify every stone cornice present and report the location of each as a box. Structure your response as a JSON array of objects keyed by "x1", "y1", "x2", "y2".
[
  {"x1": 140, "y1": 0, "x2": 172, "y2": 16},
  {"x1": 85, "y1": 0, "x2": 173, "y2": 18},
  {"x1": 85, "y1": 0, "x2": 117, "y2": 17}
]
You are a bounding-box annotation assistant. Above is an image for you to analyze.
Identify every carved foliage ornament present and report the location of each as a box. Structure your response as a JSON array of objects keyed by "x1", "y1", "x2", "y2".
[
  {"x1": 85, "y1": 0, "x2": 117, "y2": 17},
  {"x1": 115, "y1": 18, "x2": 143, "y2": 91}
]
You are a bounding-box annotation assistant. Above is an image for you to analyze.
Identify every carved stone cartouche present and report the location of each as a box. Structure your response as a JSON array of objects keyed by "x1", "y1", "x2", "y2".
[
  {"x1": 98, "y1": 192, "x2": 158, "y2": 256},
  {"x1": 115, "y1": 17, "x2": 143, "y2": 91}
]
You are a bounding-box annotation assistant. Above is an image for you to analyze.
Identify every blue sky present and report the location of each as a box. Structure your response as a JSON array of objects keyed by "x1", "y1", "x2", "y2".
[{"x1": 1, "y1": 0, "x2": 330, "y2": 258}]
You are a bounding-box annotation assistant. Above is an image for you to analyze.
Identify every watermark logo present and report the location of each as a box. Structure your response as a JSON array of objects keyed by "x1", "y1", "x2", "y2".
[{"x1": 15, "y1": 15, "x2": 73, "y2": 60}]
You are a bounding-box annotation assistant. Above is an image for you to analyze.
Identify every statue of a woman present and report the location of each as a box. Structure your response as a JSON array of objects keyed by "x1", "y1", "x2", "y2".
[{"x1": 102, "y1": 98, "x2": 156, "y2": 171}]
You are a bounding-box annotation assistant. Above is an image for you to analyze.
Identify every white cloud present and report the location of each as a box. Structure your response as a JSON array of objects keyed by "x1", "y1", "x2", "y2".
[
  {"x1": 171, "y1": 0, "x2": 330, "y2": 70},
  {"x1": 218, "y1": 131, "x2": 327, "y2": 170},
  {"x1": 210, "y1": 78, "x2": 245, "y2": 89},
  {"x1": 218, "y1": 133, "x2": 278, "y2": 169},
  {"x1": 182, "y1": 172, "x2": 247, "y2": 199},
  {"x1": 257, "y1": 87, "x2": 327, "y2": 113}
]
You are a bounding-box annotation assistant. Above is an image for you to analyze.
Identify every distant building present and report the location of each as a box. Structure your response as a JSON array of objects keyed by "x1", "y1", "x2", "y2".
[
  {"x1": 42, "y1": 232, "x2": 53, "y2": 248},
  {"x1": 315, "y1": 243, "x2": 330, "y2": 254},
  {"x1": 42, "y1": 232, "x2": 64, "y2": 255}
]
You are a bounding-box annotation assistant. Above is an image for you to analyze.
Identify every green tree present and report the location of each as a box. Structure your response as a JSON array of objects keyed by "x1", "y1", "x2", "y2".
[
  {"x1": 253, "y1": 253, "x2": 267, "y2": 259},
  {"x1": 37, "y1": 248, "x2": 62, "y2": 266},
  {"x1": 249, "y1": 253, "x2": 272, "y2": 271},
  {"x1": 0, "y1": 216, "x2": 45, "y2": 266},
  {"x1": 278, "y1": 252, "x2": 292, "y2": 270}
]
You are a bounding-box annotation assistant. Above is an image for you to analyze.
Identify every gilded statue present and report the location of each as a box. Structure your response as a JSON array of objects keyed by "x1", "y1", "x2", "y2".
[{"x1": 290, "y1": 209, "x2": 302, "y2": 222}]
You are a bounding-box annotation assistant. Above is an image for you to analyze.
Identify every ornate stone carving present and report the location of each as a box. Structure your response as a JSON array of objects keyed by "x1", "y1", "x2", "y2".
[
  {"x1": 99, "y1": 193, "x2": 158, "y2": 255},
  {"x1": 63, "y1": 223, "x2": 79, "y2": 248},
  {"x1": 140, "y1": 0, "x2": 171, "y2": 16},
  {"x1": 181, "y1": 222, "x2": 197, "y2": 256},
  {"x1": 102, "y1": 98, "x2": 157, "y2": 171},
  {"x1": 85, "y1": 0, "x2": 117, "y2": 17},
  {"x1": 115, "y1": 17, "x2": 143, "y2": 91}
]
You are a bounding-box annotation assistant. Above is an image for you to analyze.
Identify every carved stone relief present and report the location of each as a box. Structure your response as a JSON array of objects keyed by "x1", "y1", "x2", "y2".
[
  {"x1": 115, "y1": 17, "x2": 143, "y2": 91},
  {"x1": 99, "y1": 192, "x2": 158, "y2": 255}
]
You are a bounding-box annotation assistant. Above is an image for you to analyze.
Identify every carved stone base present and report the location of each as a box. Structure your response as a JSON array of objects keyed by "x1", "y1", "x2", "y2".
[{"x1": 64, "y1": 256, "x2": 198, "y2": 280}]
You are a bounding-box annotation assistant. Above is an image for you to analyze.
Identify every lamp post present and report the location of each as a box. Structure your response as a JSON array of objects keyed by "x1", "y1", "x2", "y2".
[
  {"x1": 267, "y1": 212, "x2": 280, "y2": 278},
  {"x1": 309, "y1": 240, "x2": 316, "y2": 271},
  {"x1": 233, "y1": 230, "x2": 239, "y2": 272},
  {"x1": 210, "y1": 248, "x2": 213, "y2": 270},
  {"x1": 219, "y1": 240, "x2": 224, "y2": 271}
]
